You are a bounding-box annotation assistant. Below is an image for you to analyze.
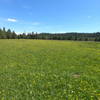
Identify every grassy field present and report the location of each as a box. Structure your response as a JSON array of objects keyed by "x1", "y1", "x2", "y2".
[{"x1": 0, "y1": 40, "x2": 100, "y2": 100}]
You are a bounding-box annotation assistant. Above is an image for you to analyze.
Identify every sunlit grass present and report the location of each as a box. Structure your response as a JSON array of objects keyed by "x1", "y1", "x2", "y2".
[{"x1": 0, "y1": 40, "x2": 100, "y2": 100}]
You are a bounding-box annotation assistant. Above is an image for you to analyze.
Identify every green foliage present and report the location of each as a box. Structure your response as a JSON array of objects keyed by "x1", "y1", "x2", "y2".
[
  {"x1": 0, "y1": 40, "x2": 100, "y2": 100},
  {"x1": 0, "y1": 27, "x2": 17, "y2": 39},
  {"x1": 0, "y1": 27, "x2": 100, "y2": 41}
]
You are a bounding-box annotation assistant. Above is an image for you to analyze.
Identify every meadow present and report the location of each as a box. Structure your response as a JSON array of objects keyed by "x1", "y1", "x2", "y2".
[{"x1": 0, "y1": 40, "x2": 100, "y2": 100}]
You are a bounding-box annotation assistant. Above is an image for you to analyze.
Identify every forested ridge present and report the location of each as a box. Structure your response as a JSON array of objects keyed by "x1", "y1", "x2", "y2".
[{"x1": 0, "y1": 27, "x2": 100, "y2": 41}]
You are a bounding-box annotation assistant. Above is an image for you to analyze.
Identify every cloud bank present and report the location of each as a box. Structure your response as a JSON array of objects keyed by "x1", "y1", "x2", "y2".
[{"x1": 7, "y1": 18, "x2": 17, "y2": 22}]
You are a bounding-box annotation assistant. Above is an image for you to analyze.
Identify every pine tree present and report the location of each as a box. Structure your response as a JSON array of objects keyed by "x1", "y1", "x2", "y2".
[{"x1": 7, "y1": 29, "x2": 12, "y2": 39}]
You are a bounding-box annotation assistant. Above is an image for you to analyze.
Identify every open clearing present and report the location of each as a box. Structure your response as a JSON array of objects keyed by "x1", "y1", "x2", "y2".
[{"x1": 0, "y1": 40, "x2": 100, "y2": 100}]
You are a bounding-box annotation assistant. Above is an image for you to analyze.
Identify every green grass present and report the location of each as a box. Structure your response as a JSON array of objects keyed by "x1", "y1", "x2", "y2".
[{"x1": 0, "y1": 40, "x2": 100, "y2": 100}]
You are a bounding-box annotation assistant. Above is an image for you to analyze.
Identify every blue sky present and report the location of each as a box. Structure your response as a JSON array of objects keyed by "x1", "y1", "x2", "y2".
[{"x1": 0, "y1": 0, "x2": 100, "y2": 33}]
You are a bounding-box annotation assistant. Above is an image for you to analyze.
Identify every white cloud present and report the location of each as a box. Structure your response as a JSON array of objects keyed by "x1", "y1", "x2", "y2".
[
  {"x1": 88, "y1": 16, "x2": 91, "y2": 19},
  {"x1": 32, "y1": 22, "x2": 40, "y2": 25},
  {"x1": 23, "y1": 5, "x2": 32, "y2": 9},
  {"x1": 7, "y1": 18, "x2": 17, "y2": 22}
]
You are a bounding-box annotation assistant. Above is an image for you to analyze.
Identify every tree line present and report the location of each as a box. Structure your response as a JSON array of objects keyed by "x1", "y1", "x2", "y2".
[
  {"x1": 0, "y1": 27, "x2": 100, "y2": 41},
  {"x1": 0, "y1": 27, "x2": 17, "y2": 39}
]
